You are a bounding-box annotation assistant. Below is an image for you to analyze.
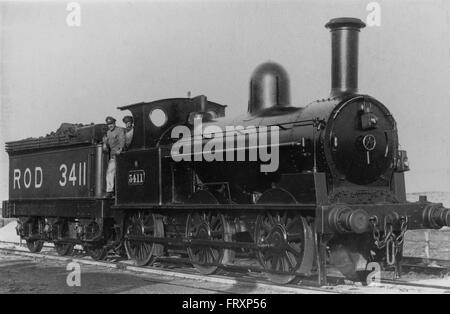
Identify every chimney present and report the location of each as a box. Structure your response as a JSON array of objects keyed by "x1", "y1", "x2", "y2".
[{"x1": 325, "y1": 18, "x2": 366, "y2": 97}]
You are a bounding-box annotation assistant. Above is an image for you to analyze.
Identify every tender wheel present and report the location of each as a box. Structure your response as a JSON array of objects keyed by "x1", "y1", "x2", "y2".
[
  {"x1": 124, "y1": 212, "x2": 164, "y2": 266},
  {"x1": 26, "y1": 239, "x2": 44, "y2": 253},
  {"x1": 85, "y1": 245, "x2": 108, "y2": 261},
  {"x1": 54, "y1": 242, "x2": 75, "y2": 256},
  {"x1": 186, "y1": 211, "x2": 234, "y2": 275},
  {"x1": 53, "y1": 219, "x2": 75, "y2": 256},
  {"x1": 23, "y1": 217, "x2": 44, "y2": 253},
  {"x1": 255, "y1": 212, "x2": 314, "y2": 284}
]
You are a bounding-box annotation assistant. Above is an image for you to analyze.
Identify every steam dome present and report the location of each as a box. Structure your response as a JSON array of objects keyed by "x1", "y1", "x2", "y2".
[{"x1": 248, "y1": 62, "x2": 291, "y2": 115}]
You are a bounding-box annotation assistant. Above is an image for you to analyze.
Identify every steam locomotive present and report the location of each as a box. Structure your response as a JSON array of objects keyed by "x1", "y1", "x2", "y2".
[{"x1": 3, "y1": 17, "x2": 450, "y2": 285}]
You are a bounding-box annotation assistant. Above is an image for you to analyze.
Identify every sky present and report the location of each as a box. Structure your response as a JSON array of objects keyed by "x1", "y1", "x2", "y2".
[{"x1": 1, "y1": 0, "x2": 450, "y2": 201}]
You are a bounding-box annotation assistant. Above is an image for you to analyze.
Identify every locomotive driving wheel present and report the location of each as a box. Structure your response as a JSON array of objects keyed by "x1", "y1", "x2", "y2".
[
  {"x1": 124, "y1": 212, "x2": 164, "y2": 266},
  {"x1": 186, "y1": 211, "x2": 234, "y2": 275},
  {"x1": 255, "y1": 212, "x2": 315, "y2": 284}
]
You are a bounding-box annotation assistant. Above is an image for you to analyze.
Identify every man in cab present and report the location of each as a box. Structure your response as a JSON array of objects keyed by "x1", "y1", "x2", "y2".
[
  {"x1": 102, "y1": 116, "x2": 125, "y2": 197},
  {"x1": 122, "y1": 115, "x2": 134, "y2": 150}
]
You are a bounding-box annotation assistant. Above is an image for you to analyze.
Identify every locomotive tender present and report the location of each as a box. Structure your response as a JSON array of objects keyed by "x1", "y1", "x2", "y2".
[{"x1": 3, "y1": 17, "x2": 450, "y2": 284}]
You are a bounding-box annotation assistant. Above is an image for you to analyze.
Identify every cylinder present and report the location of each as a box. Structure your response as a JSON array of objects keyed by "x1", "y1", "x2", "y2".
[{"x1": 325, "y1": 17, "x2": 366, "y2": 97}]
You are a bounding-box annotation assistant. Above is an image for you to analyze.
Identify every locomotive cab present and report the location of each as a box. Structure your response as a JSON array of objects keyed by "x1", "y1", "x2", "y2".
[
  {"x1": 115, "y1": 96, "x2": 226, "y2": 205},
  {"x1": 117, "y1": 96, "x2": 226, "y2": 149}
]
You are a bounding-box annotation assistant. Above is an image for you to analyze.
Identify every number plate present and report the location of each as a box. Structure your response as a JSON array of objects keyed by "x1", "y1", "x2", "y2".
[{"x1": 128, "y1": 170, "x2": 145, "y2": 186}]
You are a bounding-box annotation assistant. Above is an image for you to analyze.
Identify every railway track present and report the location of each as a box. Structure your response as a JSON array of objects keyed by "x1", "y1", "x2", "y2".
[
  {"x1": 0, "y1": 241, "x2": 337, "y2": 294},
  {"x1": 0, "y1": 240, "x2": 448, "y2": 293}
]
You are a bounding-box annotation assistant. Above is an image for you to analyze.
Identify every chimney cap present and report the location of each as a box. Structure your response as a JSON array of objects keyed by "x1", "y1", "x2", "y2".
[{"x1": 325, "y1": 17, "x2": 366, "y2": 30}]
